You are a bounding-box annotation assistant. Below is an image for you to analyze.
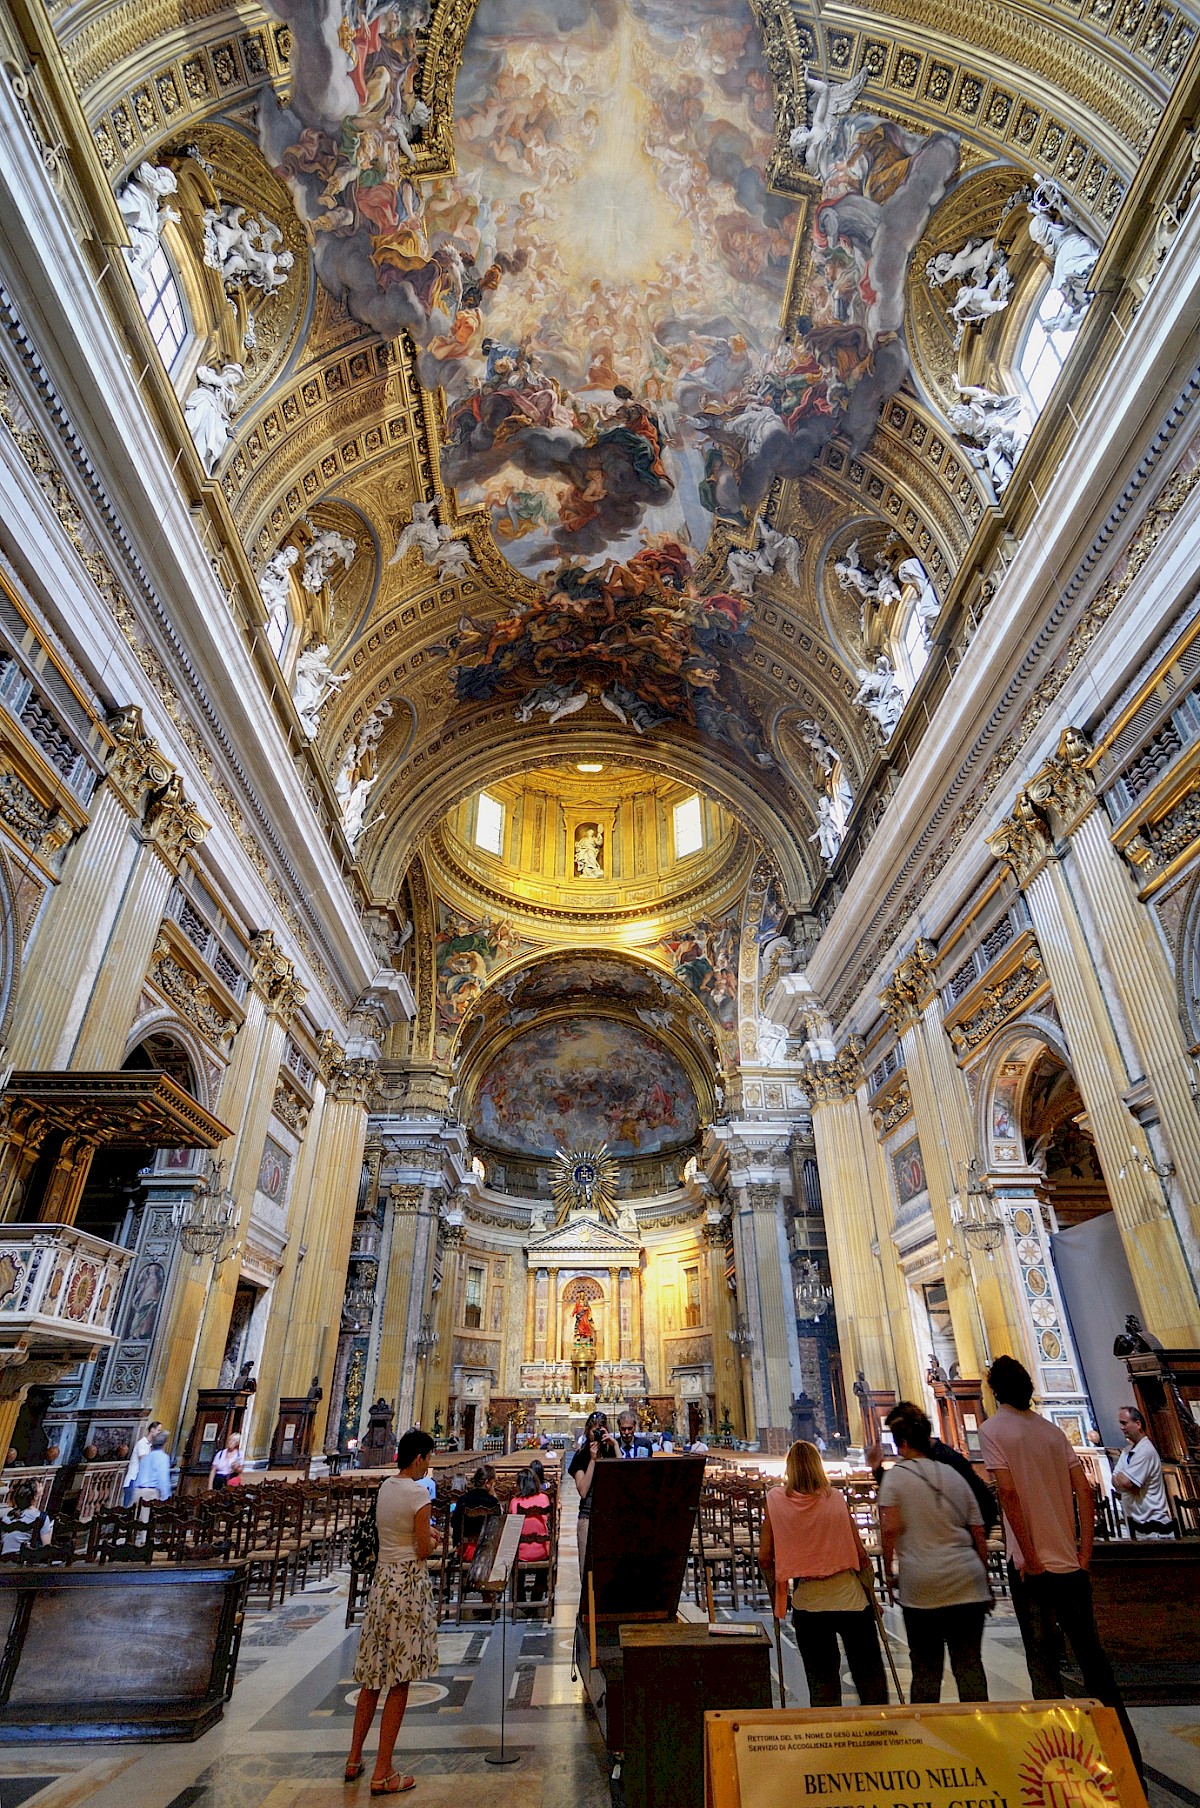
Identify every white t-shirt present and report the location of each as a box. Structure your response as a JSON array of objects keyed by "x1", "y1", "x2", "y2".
[
  {"x1": 124, "y1": 1435, "x2": 150, "y2": 1487},
  {"x1": 376, "y1": 1475, "x2": 432, "y2": 1564},
  {"x1": 212, "y1": 1446, "x2": 243, "y2": 1478},
  {"x1": 1113, "y1": 1437, "x2": 1171, "y2": 1526},
  {"x1": 878, "y1": 1456, "x2": 990, "y2": 1609}
]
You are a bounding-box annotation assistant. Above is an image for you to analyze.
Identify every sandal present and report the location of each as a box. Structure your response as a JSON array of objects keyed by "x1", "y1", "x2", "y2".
[
  {"x1": 370, "y1": 1776, "x2": 415, "y2": 1795},
  {"x1": 345, "y1": 1761, "x2": 365, "y2": 1782}
]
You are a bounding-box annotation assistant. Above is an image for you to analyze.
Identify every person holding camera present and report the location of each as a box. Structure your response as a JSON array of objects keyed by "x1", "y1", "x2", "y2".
[{"x1": 568, "y1": 1411, "x2": 616, "y2": 1577}]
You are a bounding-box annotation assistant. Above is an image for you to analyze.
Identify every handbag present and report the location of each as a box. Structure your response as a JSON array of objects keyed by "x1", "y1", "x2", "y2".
[{"x1": 349, "y1": 1492, "x2": 379, "y2": 1573}]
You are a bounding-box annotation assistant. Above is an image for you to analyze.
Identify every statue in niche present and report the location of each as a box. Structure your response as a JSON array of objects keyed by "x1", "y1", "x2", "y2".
[
  {"x1": 572, "y1": 1299, "x2": 596, "y2": 1345},
  {"x1": 184, "y1": 362, "x2": 244, "y2": 472},
  {"x1": 292, "y1": 640, "x2": 349, "y2": 738},
  {"x1": 117, "y1": 162, "x2": 179, "y2": 300},
  {"x1": 574, "y1": 823, "x2": 604, "y2": 878}
]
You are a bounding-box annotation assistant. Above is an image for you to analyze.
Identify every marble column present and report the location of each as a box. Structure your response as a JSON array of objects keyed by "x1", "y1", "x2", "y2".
[
  {"x1": 742, "y1": 1180, "x2": 801, "y2": 1451},
  {"x1": 373, "y1": 1183, "x2": 431, "y2": 1426},
  {"x1": 155, "y1": 935, "x2": 305, "y2": 1444},
  {"x1": 254, "y1": 1082, "x2": 330, "y2": 1434},
  {"x1": 990, "y1": 791, "x2": 1200, "y2": 1342},
  {"x1": 1041, "y1": 751, "x2": 1200, "y2": 1272},
  {"x1": 71, "y1": 773, "x2": 209, "y2": 1069},
  {"x1": 916, "y1": 993, "x2": 1026, "y2": 1367},
  {"x1": 6, "y1": 785, "x2": 140, "y2": 1070},
  {"x1": 277, "y1": 1059, "x2": 376, "y2": 1451},
  {"x1": 803, "y1": 1040, "x2": 906, "y2": 1398},
  {"x1": 882, "y1": 957, "x2": 987, "y2": 1379}
]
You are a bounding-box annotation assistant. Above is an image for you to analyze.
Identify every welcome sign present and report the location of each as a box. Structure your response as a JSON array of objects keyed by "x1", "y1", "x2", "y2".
[{"x1": 705, "y1": 1703, "x2": 1145, "y2": 1808}]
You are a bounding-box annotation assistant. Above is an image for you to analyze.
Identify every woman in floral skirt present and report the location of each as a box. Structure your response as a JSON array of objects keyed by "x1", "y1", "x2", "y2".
[{"x1": 346, "y1": 1429, "x2": 440, "y2": 1794}]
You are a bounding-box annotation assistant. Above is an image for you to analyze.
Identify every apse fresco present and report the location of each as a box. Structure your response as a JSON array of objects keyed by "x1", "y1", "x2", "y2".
[
  {"x1": 259, "y1": 0, "x2": 959, "y2": 574},
  {"x1": 511, "y1": 954, "x2": 670, "y2": 1007},
  {"x1": 471, "y1": 1016, "x2": 698, "y2": 1158}
]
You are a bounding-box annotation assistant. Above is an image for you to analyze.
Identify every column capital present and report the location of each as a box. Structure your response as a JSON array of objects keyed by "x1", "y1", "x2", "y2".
[
  {"x1": 800, "y1": 1035, "x2": 864, "y2": 1104},
  {"x1": 249, "y1": 929, "x2": 307, "y2": 1025},
  {"x1": 105, "y1": 706, "x2": 173, "y2": 811},
  {"x1": 317, "y1": 1028, "x2": 345, "y2": 1083},
  {"x1": 746, "y1": 1180, "x2": 781, "y2": 1211},
  {"x1": 880, "y1": 937, "x2": 938, "y2": 1032},
  {"x1": 330, "y1": 1056, "x2": 379, "y2": 1106},
  {"x1": 388, "y1": 1182, "x2": 423, "y2": 1213},
  {"x1": 144, "y1": 774, "x2": 209, "y2": 871},
  {"x1": 1025, "y1": 727, "x2": 1096, "y2": 836},
  {"x1": 987, "y1": 791, "x2": 1054, "y2": 885}
]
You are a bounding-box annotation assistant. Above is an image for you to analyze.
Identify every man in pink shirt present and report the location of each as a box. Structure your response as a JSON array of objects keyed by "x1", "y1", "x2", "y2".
[{"x1": 979, "y1": 1356, "x2": 1140, "y2": 1775}]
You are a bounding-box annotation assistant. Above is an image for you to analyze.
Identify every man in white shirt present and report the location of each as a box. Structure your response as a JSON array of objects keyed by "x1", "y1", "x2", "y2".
[
  {"x1": 122, "y1": 1419, "x2": 161, "y2": 1507},
  {"x1": 1113, "y1": 1406, "x2": 1174, "y2": 1537}
]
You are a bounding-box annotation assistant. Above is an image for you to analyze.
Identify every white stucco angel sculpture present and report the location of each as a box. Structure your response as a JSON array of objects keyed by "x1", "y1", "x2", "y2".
[
  {"x1": 948, "y1": 378, "x2": 1028, "y2": 491},
  {"x1": 854, "y1": 654, "x2": 906, "y2": 739},
  {"x1": 515, "y1": 682, "x2": 589, "y2": 725},
  {"x1": 339, "y1": 774, "x2": 378, "y2": 852},
  {"x1": 292, "y1": 641, "x2": 349, "y2": 738},
  {"x1": 836, "y1": 539, "x2": 901, "y2": 634},
  {"x1": 928, "y1": 234, "x2": 1013, "y2": 345},
  {"x1": 302, "y1": 525, "x2": 357, "y2": 594},
  {"x1": 726, "y1": 519, "x2": 803, "y2": 595},
  {"x1": 389, "y1": 499, "x2": 475, "y2": 580},
  {"x1": 117, "y1": 163, "x2": 179, "y2": 300},
  {"x1": 203, "y1": 203, "x2": 294, "y2": 297},
  {"x1": 789, "y1": 67, "x2": 870, "y2": 176},
  {"x1": 184, "y1": 362, "x2": 243, "y2": 472}
]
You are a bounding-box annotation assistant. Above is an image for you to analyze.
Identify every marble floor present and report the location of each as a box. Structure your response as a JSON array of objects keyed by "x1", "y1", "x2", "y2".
[{"x1": 0, "y1": 1489, "x2": 1198, "y2": 1808}]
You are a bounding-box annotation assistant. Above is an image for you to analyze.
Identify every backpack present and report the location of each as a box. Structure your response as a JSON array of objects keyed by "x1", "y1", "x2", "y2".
[{"x1": 349, "y1": 1494, "x2": 378, "y2": 1573}]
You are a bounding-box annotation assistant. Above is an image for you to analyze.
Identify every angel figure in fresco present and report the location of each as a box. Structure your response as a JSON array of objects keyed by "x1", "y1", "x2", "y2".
[
  {"x1": 572, "y1": 1299, "x2": 596, "y2": 1345},
  {"x1": 789, "y1": 67, "x2": 870, "y2": 176}
]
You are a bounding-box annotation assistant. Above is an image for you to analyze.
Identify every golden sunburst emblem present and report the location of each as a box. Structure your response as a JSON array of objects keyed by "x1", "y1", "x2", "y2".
[
  {"x1": 551, "y1": 1146, "x2": 619, "y2": 1225},
  {"x1": 1018, "y1": 1723, "x2": 1118, "y2": 1808}
]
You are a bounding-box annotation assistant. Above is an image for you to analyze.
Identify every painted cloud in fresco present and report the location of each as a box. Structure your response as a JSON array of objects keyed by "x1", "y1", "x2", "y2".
[
  {"x1": 471, "y1": 1016, "x2": 699, "y2": 1158},
  {"x1": 259, "y1": 0, "x2": 956, "y2": 576}
]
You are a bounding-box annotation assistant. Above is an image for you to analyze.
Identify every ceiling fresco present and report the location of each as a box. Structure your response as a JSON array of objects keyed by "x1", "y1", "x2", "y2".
[{"x1": 260, "y1": 0, "x2": 958, "y2": 581}]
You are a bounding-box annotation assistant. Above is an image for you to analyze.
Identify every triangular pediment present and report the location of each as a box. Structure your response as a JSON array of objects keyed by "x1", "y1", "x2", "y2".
[{"x1": 527, "y1": 1212, "x2": 640, "y2": 1255}]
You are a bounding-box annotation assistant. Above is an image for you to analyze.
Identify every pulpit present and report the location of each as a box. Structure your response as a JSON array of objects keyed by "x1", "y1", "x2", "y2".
[{"x1": 269, "y1": 1397, "x2": 319, "y2": 1472}]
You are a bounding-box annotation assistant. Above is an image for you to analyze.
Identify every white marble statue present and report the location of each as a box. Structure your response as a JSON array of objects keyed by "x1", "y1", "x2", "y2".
[
  {"x1": 117, "y1": 163, "x2": 180, "y2": 301},
  {"x1": 788, "y1": 67, "x2": 870, "y2": 176},
  {"x1": 302, "y1": 525, "x2": 357, "y2": 594},
  {"x1": 574, "y1": 825, "x2": 604, "y2": 878},
  {"x1": 184, "y1": 362, "x2": 243, "y2": 472},
  {"x1": 809, "y1": 794, "x2": 842, "y2": 862},
  {"x1": 1027, "y1": 181, "x2": 1099, "y2": 331},
  {"x1": 854, "y1": 654, "x2": 906, "y2": 738},
  {"x1": 757, "y1": 1016, "x2": 790, "y2": 1066},
  {"x1": 340, "y1": 774, "x2": 378, "y2": 851},
  {"x1": 727, "y1": 519, "x2": 803, "y2": 595},
  {"x1": 259, "y1": 544, "x2": 299, "y2": 617},
  {"x1": 202, "y1": 203, "x2": 294, "y2": 297},
  {"x1": 835, "y1": 539, "x2": 902, "y2": 634},
  {"x1": 948, "y1": 378, "x2": 1028, "y2": 490},
  {"x1": 928, "y1": 234, "x2": 1013, "y2": 345},
  {"x1": 896, "y1": 557, "x2": 942, "y2": 643},
  {"x1": 389, "y1": 499, "x2": 475, "y2": 579},
  {"x1": 292, "y1": 641, "x2": 349, "y2": 738}
]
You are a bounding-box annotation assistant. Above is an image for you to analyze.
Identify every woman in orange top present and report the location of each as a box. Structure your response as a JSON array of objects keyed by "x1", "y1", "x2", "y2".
[{"x1": 758, "y1": 1439, "x2": 887, "y2": 1708}]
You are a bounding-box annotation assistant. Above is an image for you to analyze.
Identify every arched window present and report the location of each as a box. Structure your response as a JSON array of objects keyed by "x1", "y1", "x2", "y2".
[
  {"x1": 266, "y1": 600, "x2": 293, "y2": 665},
  {"x1": 1016, "y1": 280, "x2": 1080, "y2": 414},
  {"x1": 140, "y1": 244, "x2": 190, "y2": 371},
  {"x1": 897, "y1": 603, "x2": 929, "y2": 688}
]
